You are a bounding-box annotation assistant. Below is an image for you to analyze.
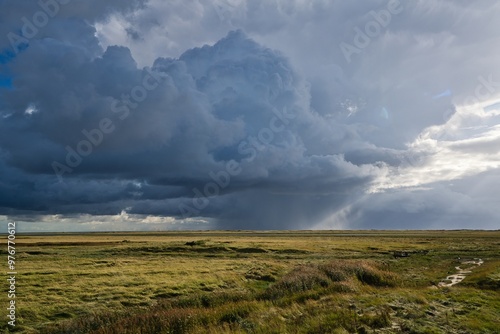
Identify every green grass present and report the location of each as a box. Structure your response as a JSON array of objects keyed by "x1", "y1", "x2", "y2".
[{"x1": 1, "y1": 230, "x2": 499, "y2": 333}]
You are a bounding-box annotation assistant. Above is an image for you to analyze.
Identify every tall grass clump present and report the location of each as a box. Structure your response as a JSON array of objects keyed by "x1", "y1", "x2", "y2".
[
  {"x1": 263, "y1": 264, "x2": 330, "y2": 299},
  {"x1": 264, "y1": 260, "x2": 399, "y2": 299},
  {"x1": 321, "y1": 260, "x2": 399, "y2": 287}
]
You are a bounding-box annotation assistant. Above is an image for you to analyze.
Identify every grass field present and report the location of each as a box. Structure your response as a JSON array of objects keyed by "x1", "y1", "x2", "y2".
[{"x1": 2, "y1": 230, "x2": 499, "y2": 333}]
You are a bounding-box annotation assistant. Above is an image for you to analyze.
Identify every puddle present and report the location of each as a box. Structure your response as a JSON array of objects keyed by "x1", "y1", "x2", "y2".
[{"x1": 438, "y1": 258, "x2": 483, "y2": 287}]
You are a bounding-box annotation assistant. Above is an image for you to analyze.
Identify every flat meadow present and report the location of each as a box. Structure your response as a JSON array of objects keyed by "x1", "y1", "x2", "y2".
[{"x1": 2, "y1": 230, "x2": 499, "y2": 333}]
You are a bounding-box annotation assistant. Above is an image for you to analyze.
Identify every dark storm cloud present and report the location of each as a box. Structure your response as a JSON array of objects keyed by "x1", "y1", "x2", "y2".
[
  {"x1": 1, "y1": 0, "x2": 499, "y2": 230},
  {"x1": 0, "y1": 12, "x2": 382, "y2": 228}
]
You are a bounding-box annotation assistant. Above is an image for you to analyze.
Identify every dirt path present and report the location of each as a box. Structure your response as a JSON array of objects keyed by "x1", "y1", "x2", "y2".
[{"x1": 438, "y1": 258, "x2": 483, "y2": 287}]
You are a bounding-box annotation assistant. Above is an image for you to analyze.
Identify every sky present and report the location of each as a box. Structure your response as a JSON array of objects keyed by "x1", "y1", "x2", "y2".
[{"x1": 1, "y1": 0, "x2": 499, "y2": 232}]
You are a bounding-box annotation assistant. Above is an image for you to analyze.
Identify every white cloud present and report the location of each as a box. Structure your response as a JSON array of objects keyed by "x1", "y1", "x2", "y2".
[
  {"x1": 372, "y1": 100, "x2": 500, "y2": 192},
  {"x1": 24, "y1": 103, "x2": 38, "y2": 115}
]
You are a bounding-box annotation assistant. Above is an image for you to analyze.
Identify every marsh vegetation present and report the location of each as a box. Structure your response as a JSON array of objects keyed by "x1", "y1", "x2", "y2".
[{"x1": 3, "y1": 230, "x2": 499, "y2": 333}]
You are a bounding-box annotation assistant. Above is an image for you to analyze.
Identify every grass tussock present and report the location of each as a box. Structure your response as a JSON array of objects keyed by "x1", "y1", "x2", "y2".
[
  {"x1": 321, "y1": 260, "x2": 399, "y2": 287},
  {"x1": 264, "y1": 260, "x2": 399, "y2": 299},
  {"x1": 264, "y1": 264, "x2": 330, "y2": 299}
]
